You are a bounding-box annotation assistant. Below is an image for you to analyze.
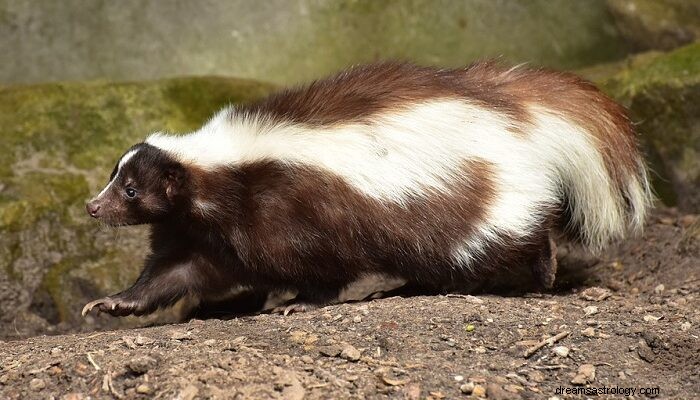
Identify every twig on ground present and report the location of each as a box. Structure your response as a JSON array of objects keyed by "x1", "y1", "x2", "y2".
[
  {"x1": 523, "y1": 331, "x2": 570, "y2": 358},
  {"x1": 307, "y1": 383, "x2": 330, "y2": 389},
  {"x1": 532, "y1": 364, "x2": 569, "y2": 370},
  {"x1": 86, "y1": 332, "x2": 106, "y2": 340},
  {"x1": 86, "y1": 352, "x2": 101, "y2": 371}
]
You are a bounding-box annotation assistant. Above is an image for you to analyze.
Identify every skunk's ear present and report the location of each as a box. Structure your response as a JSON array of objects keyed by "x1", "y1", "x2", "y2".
[{"x1": 165, "y1": 164, "x2": 186, "y2": 199}]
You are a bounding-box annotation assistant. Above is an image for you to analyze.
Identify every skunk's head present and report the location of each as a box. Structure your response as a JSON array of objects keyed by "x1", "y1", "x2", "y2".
[{"x1": 86, "y1": 143, "x2": 188, "y2": 226}]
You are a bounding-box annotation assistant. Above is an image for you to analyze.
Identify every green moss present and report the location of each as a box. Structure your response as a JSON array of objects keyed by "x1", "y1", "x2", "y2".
[
  {"x1": 41, "y1": 258, "x2": 77, "y2": 322},
  {"x1": 602, "y1": 42, "x2": 700, "y2": 100},
  {"x1": 164, "y1": 77, "x2": 276, "y2": 130},
  {"x1": 0, "y1": 201, "x2": 30, "y2": 230},
  {"x1": 41, "y1": 251, "x2": 138, "y2": 322}
]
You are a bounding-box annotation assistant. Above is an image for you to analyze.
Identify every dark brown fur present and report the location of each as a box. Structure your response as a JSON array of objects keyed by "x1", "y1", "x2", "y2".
[{"x1": 241, "y1": 61, "x2": 531, "y2": 127}]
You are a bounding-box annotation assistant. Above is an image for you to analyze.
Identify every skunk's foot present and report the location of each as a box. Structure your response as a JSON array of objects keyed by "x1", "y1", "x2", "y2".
[
  {"x1": 272, "y1": 302, "x2": 320, "y2": 316},
  {"x1": 81, "y1": 296, "x2": 140, "y2": 317},
  {"x1": 533, "y1": 236, "x2": 558, "y2": 289}
]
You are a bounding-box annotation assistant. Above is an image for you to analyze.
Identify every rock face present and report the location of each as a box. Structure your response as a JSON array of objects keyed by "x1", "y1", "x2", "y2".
[
  {"x1": 607, "y1": 0, "x2": 700, "y2": 51},
  {"x1": 0, "y1": 0, "x2": 628, "y2": 86},
  {"x1": 598, "y1": 43, "x2": 700, "y2": 212},
  {"x1": 0, "y1": 77, "x2": 273, "y2": 336}
]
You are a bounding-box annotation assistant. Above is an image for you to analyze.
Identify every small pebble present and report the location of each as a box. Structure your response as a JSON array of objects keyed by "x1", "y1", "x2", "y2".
[
  {"x1": 680, "y1": 321, "x2": 691, "y2": 331},
  {"x1": 472, "y1": 384, "x2": 487, "y2": 397},
  {"x1": 340, "y1": 344, "x2": 361, "y2": 361},
  {"x1": 527, "y1": 370, "x2": 545, "y2": 383},
  {"x1": 581, "y1": 327, "x2": 595, "y2": 337},
  {"x1": 571, "y1": 364, "x2": 596, "y2": 385},
  {"x1": 301, "y1": 355, "x2": 314, "y2": 364},
  {"x1": 319, "y1": 345, "x2": 342, "y2": 357},
  {"x1": 637, "y1": 342, "x2": 656, "y2": 362},
  {"x1": 134, "y1": 335, "x2": 154, "y2": 346},
  {"x1": 459, "y1": 381, "x2": 474, "y2": 394},
  {"x1": 643, "y1": 314, "x2": 662, "y2": 322},
  {"x1": 553, "y1": 346, "x2": 570, "y2": 357},
  {"x1": 653, "y1": 284, "x2": 665, "y2": 294},
  {"x1": 580, "y1": 287, "x2": 611, "y2": 301},
  {"x1": 170, "y1": 330, "x2": 193, "y2": 341},
  {"x1": 29, "y1": 377, "x2": 46, "y2": 391},
  {"x1": 658, "y1": 217, "x2": 674, "y2": 225},
  {"x1": 126, "y1": 356, "x2": 158, "y2": 375},
  {"x1": 454, "y1": 375, "x2": 464, "y2": 382},
  {"x1": 353, "y1": 316, "x2": 362, "y2": 323},
  {"x1": 136, "y1": 384, "x2": 152, "y2": 394},
  {"x1": 583, "y1": 306, "x2": 598, "y2": 316}
]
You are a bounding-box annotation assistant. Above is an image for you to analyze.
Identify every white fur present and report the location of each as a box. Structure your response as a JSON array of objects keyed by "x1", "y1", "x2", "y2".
[
  {"x1": 95, "y1": 148, "x2": 139, "y2": 199},
  {"x1": 526, "y1": 107, "x2": 632, "y2": 251},
  {"x1": 146, "y1": 100, "x2": 648, "y2": 265}
]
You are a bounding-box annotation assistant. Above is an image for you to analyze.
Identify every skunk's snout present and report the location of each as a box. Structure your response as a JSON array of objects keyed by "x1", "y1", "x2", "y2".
[{"x1": 86, "y1": 200, "x2": 102, "y2": 218}]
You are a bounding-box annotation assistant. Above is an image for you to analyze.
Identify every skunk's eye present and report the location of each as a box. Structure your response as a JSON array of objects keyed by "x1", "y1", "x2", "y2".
[{"x1": 125, "y1": 187, "x2": 137, "y2": 198}]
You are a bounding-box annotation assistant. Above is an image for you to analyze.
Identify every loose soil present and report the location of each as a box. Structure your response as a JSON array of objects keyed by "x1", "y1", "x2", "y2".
[{"x1": 0, "y1": 208, "x2": 698, "y2": 399}]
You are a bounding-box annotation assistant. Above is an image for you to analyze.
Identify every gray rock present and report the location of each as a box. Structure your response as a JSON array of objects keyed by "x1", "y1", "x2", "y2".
[
  {"x1": 0, "y1": 0, "x2": 629, "y2": 86},
  {"x1": 29, "y1": 377, "x2": 45, "y2": 391}
]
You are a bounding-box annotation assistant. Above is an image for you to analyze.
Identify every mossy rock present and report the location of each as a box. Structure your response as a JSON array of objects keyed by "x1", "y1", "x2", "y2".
[
  {"x1": 594, "y1": 43, "x2": 700, "y2": 212},
  {"x1": 0, "y1": 77, "x2": 274, "y2": 334}
]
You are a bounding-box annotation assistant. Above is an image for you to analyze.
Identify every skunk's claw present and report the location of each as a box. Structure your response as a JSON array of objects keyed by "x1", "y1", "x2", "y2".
[{"x1": 81, "y1": 296, "x2": 139, "y2": 317}]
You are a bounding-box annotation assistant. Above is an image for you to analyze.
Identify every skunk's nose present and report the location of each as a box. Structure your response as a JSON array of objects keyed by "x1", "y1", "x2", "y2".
[{"x1": 86, "y1": 201, "x2": 101, "y2": 218}]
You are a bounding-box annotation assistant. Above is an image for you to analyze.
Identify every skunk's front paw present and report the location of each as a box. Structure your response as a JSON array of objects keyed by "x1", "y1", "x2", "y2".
[{"x1": 81, "y1": 296, "x2": 140, "y2": 317}]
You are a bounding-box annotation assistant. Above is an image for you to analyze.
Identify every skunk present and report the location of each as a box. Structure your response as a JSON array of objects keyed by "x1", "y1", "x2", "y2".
[{"x1": 82, "y1": 61, "x2": 652, "y2": 317}]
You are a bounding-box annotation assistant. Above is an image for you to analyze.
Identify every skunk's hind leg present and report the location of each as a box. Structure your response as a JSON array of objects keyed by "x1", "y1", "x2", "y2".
[{"x1": 532, "y1": 234, "x2": 558, "y2": 289}]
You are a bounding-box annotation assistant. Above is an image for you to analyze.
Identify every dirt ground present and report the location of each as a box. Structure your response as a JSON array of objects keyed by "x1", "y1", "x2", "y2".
[{"x1": 0, "y1": 208, "x2": 697, "y2": 399}]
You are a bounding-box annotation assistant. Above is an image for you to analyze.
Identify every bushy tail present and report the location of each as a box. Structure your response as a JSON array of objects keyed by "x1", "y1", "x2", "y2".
[
  {"x1": 530, "y1": 104, "x2": 654, "y2": 253},
  {"x1": 471, "y1": 63, "x2": 654, "y2": 253},
  {"x1": 562, "y1": 152, "x2": 653, "y2": 252}
]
